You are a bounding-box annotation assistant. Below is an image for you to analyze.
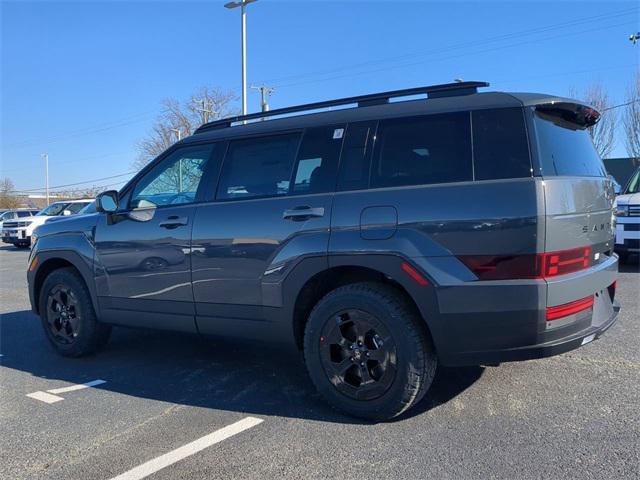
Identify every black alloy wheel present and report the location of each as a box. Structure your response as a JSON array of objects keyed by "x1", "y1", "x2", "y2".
[{"x1": 319, "y1": 309, "x2": 397, "y2": 401}]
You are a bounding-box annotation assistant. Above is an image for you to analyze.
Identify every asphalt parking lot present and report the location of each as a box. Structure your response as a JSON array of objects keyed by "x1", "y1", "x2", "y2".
[{"x1": 0, "y1": 245, "x2": 639, "y2": 480}]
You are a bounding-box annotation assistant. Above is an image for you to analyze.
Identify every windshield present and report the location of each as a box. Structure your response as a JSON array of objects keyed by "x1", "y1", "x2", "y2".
[
  {"x1": 624, "y1": 168, "x2": 640, "y2": 194},
  {"x1": 0, "y1": 211, "x2": 13, "y2": 221},
  {"x1": 78, "y1": 202, "x2": 97, "y2": 214},
  {"x1": 36, "y1": 202, "x2": 90, "y2": 216}
]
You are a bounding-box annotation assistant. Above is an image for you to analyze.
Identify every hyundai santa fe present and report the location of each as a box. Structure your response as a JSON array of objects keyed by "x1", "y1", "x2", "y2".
[{"x1": 27, "y1": 81, "x2": 620, "y2": 420}]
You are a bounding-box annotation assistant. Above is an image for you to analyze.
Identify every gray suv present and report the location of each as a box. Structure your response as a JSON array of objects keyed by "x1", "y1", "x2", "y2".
[{"x1": 27, "y1": 82, "x2": 620, "y2": 420}]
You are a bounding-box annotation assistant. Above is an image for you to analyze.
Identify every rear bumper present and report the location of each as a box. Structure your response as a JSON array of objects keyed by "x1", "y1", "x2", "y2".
[
  {"x1": 432, "y1": 254, "x2": 619, "y2": 367},
  {"x1": 443, "y1": 302, "x2": 619, "y2": 366}
]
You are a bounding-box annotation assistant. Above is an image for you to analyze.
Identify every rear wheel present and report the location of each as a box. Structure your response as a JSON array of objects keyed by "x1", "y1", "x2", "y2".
[
  {"x1": 39, "y1": 267, "x2": 111, "y2": 357},
  {"x1": 304, "y1": 282, "x2": 436, "y2": 421}
]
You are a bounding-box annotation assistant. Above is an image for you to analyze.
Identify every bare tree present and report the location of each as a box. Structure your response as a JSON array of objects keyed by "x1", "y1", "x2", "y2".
[
  {"x1": 0, "y1": 177, "x2": 20, "y2": 209},
  {"x1": 623, "y1": 71, "x2": 640, "y2": 160},
  {"x1": 134, "y1": 87, "x2": 237, "y2": 171},
  {"x1": 569, "y1": 83, "x2": 616, "y2": 159}
]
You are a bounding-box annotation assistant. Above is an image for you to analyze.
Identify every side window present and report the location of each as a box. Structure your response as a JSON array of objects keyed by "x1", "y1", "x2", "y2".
[
  {"x1": 291, "y1": 126, "x2": 343, "y2": 195},
  {"x1": 130, "y1": 144, "x2": 215, "y2": 209},
  {"x1": 337, "y1": 121, "x2": 376, "y2": 192},
  {"x1": 473, "y1": 108, "x2": 532, "y2": 180},
  {"x1": 216, "y1": 133, "x2": 301, "y2": 200},
  {"x1": 17, "y1": 211, "x2": 31, "y2": 217},
  {"x1": 371, "y1": 112, "x2": 472, "y2": 188}
]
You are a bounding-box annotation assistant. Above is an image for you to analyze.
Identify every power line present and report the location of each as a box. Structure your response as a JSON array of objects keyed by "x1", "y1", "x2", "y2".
[
  {"x1": 602, "y1": 99, "x2": 640, "y2": 112},
  {"x1": 4, "y1": 111, "x2": 157, "y2": 150},
  {"x1": 259, "y1": 7, "x2": 637, "y2": 87},
  {"x1": 11, "y1": 171, "x2": 135, "y2": 194},
  {"x1": 274, "y1": 20, "x2": 636, "y2": 89}
]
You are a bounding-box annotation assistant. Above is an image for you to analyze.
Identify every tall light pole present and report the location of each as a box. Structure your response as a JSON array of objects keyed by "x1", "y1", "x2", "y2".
[
  {"x1": 41, "y1": 153, "x2": 49, "y2": 205},
  {"x1": 224, "y1": 0, "x2": 258, "y2": 117}
]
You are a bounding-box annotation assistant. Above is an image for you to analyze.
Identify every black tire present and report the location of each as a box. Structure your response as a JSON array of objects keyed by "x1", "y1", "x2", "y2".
[
  {"x1": 39, "y1": 267, "x2": 111, "y2": 357},
  {"x1": 303, "y1": 282, "x2": 437, "y2": 421}
]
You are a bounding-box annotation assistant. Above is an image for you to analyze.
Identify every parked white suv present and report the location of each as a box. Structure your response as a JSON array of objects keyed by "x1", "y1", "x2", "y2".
[
  {"x1": 1, "y1": 199, "x2": 93, "y2": 248},
  {"x1": 614, "y1": 167, "x2": 640, "y2": 263}
]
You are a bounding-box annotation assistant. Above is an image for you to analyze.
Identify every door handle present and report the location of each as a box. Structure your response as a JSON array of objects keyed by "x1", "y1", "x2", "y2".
[
  {"x1": 159, "y1": 216, "x2": 189, "y2": 229},
  {"x1": 282, "y1": 206, "x2": 325, "y2": 221}
]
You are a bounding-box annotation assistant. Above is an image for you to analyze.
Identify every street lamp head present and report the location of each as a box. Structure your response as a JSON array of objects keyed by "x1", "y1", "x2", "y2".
[{"x1": 224, "y1": 0, "x2": 257, "y2": 8}]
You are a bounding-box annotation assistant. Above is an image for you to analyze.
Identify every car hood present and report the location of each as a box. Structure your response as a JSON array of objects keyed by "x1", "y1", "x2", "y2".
[
  {"x1": 615, "y1": 192, "x2": 640, "y2": 206},
  {"x1": 34, "y1": 213, "x2": 99, "y2": 238}
]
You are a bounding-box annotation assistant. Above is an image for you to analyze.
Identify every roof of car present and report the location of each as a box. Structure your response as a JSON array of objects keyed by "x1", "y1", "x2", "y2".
[{"x1": 184, "y1": 86, "x2": 586, "y2": 146}]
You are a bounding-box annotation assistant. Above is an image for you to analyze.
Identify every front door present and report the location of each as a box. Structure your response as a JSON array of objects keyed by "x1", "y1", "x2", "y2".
[
  {"x1": 190, "y1": 125, "x2": 344, "y2": 336},
  {"x1": 94, "y1": 143, "x2": 219, "y2": 332}
]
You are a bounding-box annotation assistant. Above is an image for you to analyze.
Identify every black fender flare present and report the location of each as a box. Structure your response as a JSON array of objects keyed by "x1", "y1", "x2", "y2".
[
  {"x1": 29, "y1": 250, "x2": 98, "y2": 316},
  {"x1": 278, "y1": 253, "x2": 444, "y2": 352}
]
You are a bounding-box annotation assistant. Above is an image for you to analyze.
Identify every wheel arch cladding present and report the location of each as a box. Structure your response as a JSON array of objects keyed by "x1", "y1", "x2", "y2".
[
  {"x1": 288, "y1": 255, "x2": 441, "y2": 352},
  {"x1": 32, "y1": 253, "x2": 97, "y2": 315}
]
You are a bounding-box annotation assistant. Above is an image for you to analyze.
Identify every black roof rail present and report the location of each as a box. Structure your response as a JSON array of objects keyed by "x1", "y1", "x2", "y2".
[{"x1": 194, "y1": 81, "x2": 489, "y2": 133}]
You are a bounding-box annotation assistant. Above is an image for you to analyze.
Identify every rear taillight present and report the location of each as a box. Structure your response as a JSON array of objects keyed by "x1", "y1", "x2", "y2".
[
  {"x1": 540, "y1": 246, "x2": 592, "y2": 277},
  {"x1": 546, "y1": 295, "x2": 594, "y2": 321},
  {"x1": 458, "y1": 246, "x2": 592, "y2": 281}
]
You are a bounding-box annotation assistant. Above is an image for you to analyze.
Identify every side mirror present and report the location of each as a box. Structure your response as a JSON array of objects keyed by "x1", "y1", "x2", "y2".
[{"x1": 96, "y1": 190, "x2": 119, "y2": 213}]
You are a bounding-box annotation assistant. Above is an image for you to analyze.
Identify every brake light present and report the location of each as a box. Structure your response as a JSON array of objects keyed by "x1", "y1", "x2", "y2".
[
  {"x1": 540, "y1": 246, "x2": 592, "y2": 278},
  {"x1": 546, "y1": 295, "x2": 594, "y2": 321},
  {"x1": 458, "y1": 246, "x2": 592, "y2": 280}
]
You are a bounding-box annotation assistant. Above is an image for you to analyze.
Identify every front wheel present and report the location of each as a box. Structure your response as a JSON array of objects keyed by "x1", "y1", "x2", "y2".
[
  {"x1": 304, "y1": 282, "x2": 437, "y2": 421},
  {"x1": 39, "y1": 267, "x2": 111, "y2": 357}
]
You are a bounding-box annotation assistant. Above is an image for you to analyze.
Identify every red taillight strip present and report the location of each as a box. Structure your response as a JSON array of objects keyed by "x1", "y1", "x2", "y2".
[
  {"x1": 401, "y1": 261, "x2": 429, "y2": 286},
  {"x1": 546, "y1": 295, "x2": 594, "y2": 321},
  {"x1": 458, "y1": 245, "x2": 593, "y2": 281}
]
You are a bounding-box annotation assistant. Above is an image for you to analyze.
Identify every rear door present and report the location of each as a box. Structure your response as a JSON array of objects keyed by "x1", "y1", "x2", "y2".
[
  {"x1": 530, "y1": 104, "x2": 617, "y2": 322},
  {"x1": 190, "y1": 125, "x2": 343, "y2": 337},
  {"x1": 94, "y1": 143, "x2": 219, "y2": 332}
]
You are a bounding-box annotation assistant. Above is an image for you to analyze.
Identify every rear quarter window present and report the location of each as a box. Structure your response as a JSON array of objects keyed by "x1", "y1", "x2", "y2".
[
  {"x1": 371, "y1": 112, "x2": 472, "y2": 188},
  {"x1": 472, "y1": 108, "x2": 532, "y2": 180},
  {"x1": 533, "y1": 109, "x2": 606, "y2": 177}
]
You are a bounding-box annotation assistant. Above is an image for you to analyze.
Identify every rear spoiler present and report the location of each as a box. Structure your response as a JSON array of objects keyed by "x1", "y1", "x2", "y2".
[{"x1": 534, "y1": 102, "x2": 600, "y2": 129}]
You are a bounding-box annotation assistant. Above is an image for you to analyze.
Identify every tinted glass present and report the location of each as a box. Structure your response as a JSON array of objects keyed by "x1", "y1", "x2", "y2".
[
  {"x1": 337, "y1": 121, "x2": 376, "y2": 191},
  {"x1": 625, "y1": 168, "x2": 640, "y2": 194},
  {"x1": 66, "y1": 202, "x2": 91, "y2": 214},
  {"x1": 372, "y1": 112, "x2": 472, "y2": 188},
  {"x1": 17, "y1": 211, "x2": 32, "y2": 217},
  {"x1": 534, "y1": 110, "x2": 606, "y2": 177},
  {"x1": 291, "y1": 126, "x2": 343, "y2": 194},
  {"x1": 131, "y1": 145, "x2": 214, "y2": 208},
  {"x1": 217, "y1": 133, "x2": 300, "y2": 200},
  {"x1": 38, "y1": 203, "x2": 68, "y2": 216},
  {"x1": 473, "y1": 108, "x2": 532, "y2": 180}
]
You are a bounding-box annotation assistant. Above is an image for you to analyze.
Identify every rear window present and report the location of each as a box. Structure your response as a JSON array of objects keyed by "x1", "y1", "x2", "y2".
[
  {"x1": 371, "y1": 112, "x2": 472, "y2": 188},
  {"x1": 533, "y1": 109, "x2": 606, "y2": 177},
  {"x1": 472, "y1": 108, "x2": 532, "y2": 180}
]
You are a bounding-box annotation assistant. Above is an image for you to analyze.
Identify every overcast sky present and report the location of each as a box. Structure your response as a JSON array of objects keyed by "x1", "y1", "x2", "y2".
[{"x1": 1, "y1": 0, "x2": 638, "y2": 192}]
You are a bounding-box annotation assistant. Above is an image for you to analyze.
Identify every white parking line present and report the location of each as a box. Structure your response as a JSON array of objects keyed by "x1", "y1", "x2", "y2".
[
  {"x1": 26, "y1": 391, "x2": 64, "y2": 404},
  {"x1": 47, "y1": 379, "x2": 106, "y2": 394},
  {"x1": 109, "y1": 417, "x2": 264, "y2": 480},
  {"x1": 26, "y1": 379, "x2": 107, "y2": 403}
]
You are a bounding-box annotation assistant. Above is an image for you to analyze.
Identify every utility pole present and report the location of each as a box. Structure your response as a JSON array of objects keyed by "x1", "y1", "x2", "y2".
[
  {"x1": 193, "y1": 98, "x2": 215, "y2": 124},
  {"x1": 41, "y1": 153, "x2": 49, "y2": 205},
  {"x1": 224, "y1": 0, "x2": 258, "y2": 117},
  {"x1": 251, "y1": 85, "x2": 275, "y2": 113},
  {"x1": 170, "y1": 129, "x2": 183, "y2": 192}
]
